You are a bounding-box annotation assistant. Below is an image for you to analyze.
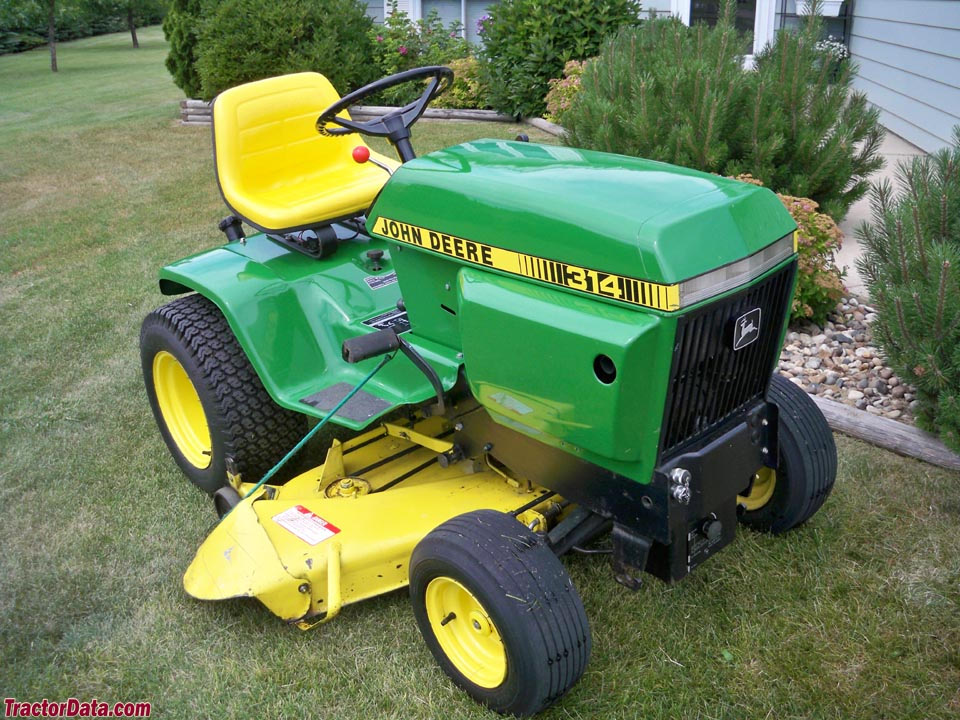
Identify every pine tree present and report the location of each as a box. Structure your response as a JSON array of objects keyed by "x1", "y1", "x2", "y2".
[
  {"x1": 747, "y1": 9, "x2": 884, "y2": 219},
  {"x1": 565, "y1": 3, "x2": 750, "y2": 174},
  {"x1": 856, "y1": 127, "x2": 960, "y2": 451},
  {"x1": 562, "y1": 0, "x2": 884, "y2": 220}
]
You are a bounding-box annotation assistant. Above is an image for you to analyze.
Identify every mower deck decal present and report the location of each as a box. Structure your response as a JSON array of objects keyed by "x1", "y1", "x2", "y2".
[
  {"x1": 272, "y1": 505, "x2": 340, "y2": 545},
  {"x1": 371, "y1": 217, "x2": 680, "y2": 311}
]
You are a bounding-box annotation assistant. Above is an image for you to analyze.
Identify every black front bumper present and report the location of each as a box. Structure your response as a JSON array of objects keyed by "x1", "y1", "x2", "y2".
[{"x1": 612, "y1": 400, "x2": 777, "y2": 586}]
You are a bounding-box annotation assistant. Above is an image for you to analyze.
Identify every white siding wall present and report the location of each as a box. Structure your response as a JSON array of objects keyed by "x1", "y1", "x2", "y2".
[
  {"x1": 372, "y1": 0, "x2": 412, "y2": 21},
  {"x1": 414, "y1": 0, "x2": 492, "y2": 42},
  {"x1": 645, "y1": 0, "x2": 674, "y2": 16},
  {"x1": 366, "y1": 1, "x2": 385, "y2": 24},
  {"x1": 849, "y1": 0, "x2": 960, "y2": 152}
]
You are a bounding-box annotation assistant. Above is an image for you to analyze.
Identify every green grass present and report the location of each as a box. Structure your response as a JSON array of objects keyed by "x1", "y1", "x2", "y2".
[{"x1": 2, "y1": 28, "x2": 959, "y2": 719}]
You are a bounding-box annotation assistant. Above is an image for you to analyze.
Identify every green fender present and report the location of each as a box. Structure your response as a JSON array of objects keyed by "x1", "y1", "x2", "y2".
[{"x1": 157, "y1": 232, "x2": 461, "y2": 430}]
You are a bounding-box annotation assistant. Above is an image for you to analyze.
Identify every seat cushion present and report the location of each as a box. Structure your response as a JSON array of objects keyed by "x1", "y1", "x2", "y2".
[{"x1": 212, "y1": 72, "x2": 398, "y2": 233}]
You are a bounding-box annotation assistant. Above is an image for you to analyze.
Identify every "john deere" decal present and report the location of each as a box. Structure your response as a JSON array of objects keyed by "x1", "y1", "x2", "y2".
[{"x1": 372, "y1": 217, "x2": 680, "y2": 312}]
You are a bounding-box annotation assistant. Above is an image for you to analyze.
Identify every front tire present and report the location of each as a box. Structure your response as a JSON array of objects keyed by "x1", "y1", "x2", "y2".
[
  {"x1": 140, "y1": 294, "x2": 307, "y2": 494},
  {"x1": 410, "y1": 510, "x2": 591, "y2": 717},
  {"x1": 738, "y1": 374, "x2": 837, "y2": 533}
]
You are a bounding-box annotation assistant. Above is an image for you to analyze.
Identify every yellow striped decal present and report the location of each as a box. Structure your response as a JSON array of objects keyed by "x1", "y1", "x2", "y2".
[{"x1": 371, "y1": 217, "x2": 680, "y2": 312}]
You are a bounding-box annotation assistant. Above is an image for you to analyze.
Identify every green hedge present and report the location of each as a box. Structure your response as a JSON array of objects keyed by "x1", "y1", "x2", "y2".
[
  {"x1": 194, "y1": 0, "x2": 377, "y2": 101},
  {"x1": 478, "y1": 0, "x2": 640, "y2": 118}
]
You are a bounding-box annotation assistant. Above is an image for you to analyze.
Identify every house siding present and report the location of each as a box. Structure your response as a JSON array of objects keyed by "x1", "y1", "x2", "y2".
[
  {"x1": 646, "y1": 0, "x2": 674, "y2": 15},
  {"x1": 421, "y1": 0, "x2": 492, "y2": 42},
  {"x1": 368, "y1": 0, "x2": 413, "y2": 24},
  {"x1": 366, "y1": 1, "x2": 385, "y2": 24},
  {"x1": 849, "y1": 0, "x2": 960, "y2": 152},
  {"x1": 369, "y1": 0, "x2": 491, "y2": 42}
]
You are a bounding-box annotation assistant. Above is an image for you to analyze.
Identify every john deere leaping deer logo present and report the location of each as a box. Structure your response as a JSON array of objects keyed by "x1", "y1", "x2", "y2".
[{"x1": 733, "y1": 308, "x2": 762, "y2": 350}]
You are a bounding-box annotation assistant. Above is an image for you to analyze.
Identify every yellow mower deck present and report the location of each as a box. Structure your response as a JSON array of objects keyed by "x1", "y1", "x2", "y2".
[{"x1": 184, "y1": 416, "x2": 556, "y2": 627}]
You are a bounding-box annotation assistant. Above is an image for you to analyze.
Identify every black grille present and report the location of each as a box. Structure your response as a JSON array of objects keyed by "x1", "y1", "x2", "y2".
[{"x1": 659, "y1": 260, "x2": 797, "y2": 458}]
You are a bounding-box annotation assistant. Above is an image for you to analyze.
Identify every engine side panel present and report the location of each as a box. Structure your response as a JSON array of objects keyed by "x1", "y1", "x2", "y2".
[{"x1": 457, "y1": 267, "x2": 675, "y2": 480}]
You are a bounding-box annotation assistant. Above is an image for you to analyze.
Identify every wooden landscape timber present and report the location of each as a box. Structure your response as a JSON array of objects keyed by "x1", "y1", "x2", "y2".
[
  {"x1": 179, "y1": 101, "x2": 518, "y2": 126},
  {"x1": 812, "y1": 395, "x2": 960, "y2": 471},
  {"x1": 350, "y1": 106, "x2": 515, "y2": 122}
]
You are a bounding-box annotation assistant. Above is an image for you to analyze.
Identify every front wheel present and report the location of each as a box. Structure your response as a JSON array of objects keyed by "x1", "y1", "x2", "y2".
[
  {"x1": 140, "y1": 294, "x2": 307, "y2": 494},
  {"x1": 409, "y1": 510, "x2": 591, "y2": 717},
  {"x1": 738, "y1": 374, "x2": 837, "y2": 533}
]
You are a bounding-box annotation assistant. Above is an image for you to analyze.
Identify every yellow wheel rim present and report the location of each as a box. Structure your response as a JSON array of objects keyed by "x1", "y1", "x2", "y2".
[
  {"x1": 153, "y1": 350, "x2": 212, "y2": 469},
  {"x1": 425, "y1": 577, "x2": 507, "y2": 689},
  {"x1": 738, "y1": 467, "x2": 776, "y2": 511}
]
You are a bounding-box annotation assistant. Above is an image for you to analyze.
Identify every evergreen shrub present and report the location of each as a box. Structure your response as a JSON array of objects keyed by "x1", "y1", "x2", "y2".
[
  {"x1": 478, "y1": 0, "x2": 640, "y2": 119},
  {"x1": 562, "y1": 2, "x2": 883, "y2": 220},
  {"x1": 195, "y1": 0, "x2": 376, "y2": 101},
  {"x1": 163, "y1": 0, "x2": 203, "y2": 98},
  {"x1": 857, "y1": 128, "x2": 960, "y2": 451}
]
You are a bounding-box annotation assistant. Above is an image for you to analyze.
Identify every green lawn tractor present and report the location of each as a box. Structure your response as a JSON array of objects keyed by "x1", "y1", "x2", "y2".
[{"x1": 140, "y1": 67, "x2": 837, "y2": 716}]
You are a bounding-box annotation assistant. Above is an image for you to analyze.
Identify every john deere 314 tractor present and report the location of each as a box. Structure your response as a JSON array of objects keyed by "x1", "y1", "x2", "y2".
[{"x1": 140, "y1": 67, "x2": 836, "y2": 716}]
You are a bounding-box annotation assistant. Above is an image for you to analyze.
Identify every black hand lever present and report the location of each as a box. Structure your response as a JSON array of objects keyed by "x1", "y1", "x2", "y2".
[{"x1": 341, "y1": 330, "x2": 446, "y2": 414}]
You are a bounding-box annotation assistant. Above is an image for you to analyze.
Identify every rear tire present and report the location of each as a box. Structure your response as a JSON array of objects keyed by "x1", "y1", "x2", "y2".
[
  {"x1": 140, "y1": 294, "x2": 307, "y2": 494},
  {"x1": 739, "y1": 374, "x2": 837, "y2": 533},
  {"x1": 410, "y1": 510, "x2": 590, "y2": 717}
]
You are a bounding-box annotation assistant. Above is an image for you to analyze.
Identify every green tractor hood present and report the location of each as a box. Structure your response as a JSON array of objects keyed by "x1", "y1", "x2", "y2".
[{"x1": 368, "y1": 140, "x2": 794, "y2": 288}]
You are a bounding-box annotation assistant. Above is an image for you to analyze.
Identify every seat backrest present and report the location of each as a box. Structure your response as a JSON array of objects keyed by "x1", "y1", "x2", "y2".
[{"x1": 212, "y1": 72, "x2": 377, "y2": 228}]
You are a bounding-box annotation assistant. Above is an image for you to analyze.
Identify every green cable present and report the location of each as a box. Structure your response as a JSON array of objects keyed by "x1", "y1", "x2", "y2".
[{"x1": 241, "y1": 353, "x2": 394, "y2": 501}]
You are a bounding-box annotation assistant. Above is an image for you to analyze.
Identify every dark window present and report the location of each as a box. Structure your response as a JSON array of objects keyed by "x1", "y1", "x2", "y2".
[{"x1": 690, "y1": 0, "x2": 757, "y2": 34}]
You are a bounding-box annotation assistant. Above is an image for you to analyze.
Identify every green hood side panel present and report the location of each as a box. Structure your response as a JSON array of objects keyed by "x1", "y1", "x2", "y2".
[
  {"x1": 158, "y1": 234, "x2": 459, "y2": 430},
  {"x1": 457, "y1": 267, "x2": 676, "y2": 483},
  {"x1": 368, "y1": 140, "x2": 796, "y2": 286}
]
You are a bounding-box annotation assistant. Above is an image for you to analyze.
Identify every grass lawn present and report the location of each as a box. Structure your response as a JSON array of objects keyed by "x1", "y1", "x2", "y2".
[{"x1": 2, "y1": 28, "x2": 959, "y2": 719}]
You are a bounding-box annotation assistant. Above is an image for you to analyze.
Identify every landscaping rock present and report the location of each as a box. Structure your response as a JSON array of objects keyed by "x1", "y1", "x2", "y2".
[{"x1": 777, "y1": 296, "x2": 917, "y2": 425}]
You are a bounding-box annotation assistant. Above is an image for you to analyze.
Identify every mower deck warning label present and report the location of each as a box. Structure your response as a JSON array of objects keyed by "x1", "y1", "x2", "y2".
[
  {"x1": 272, "y1": 505, "x2": 341, "y2": 545},
  {"x1": 370, "y1": 216, "x2": 680, "y2": 312}
]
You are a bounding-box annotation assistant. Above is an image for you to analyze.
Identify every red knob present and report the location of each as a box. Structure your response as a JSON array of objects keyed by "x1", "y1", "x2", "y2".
[{"x1": 352, "y1": 146, "x2": 371, "y2": 164}]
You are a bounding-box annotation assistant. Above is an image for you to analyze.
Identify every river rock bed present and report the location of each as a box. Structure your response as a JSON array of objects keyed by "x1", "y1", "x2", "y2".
[{"x1": 777, "y1": 296, "x2": 917, "y2": 423}]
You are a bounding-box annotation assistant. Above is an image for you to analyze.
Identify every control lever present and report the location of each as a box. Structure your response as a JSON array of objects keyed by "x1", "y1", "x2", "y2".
[
  {"x1": 342, "y1": 329, "x2": 445, "y2": 414},
  {"x1": 352, "y1": 146, "x2": 394, "y2": 176}
]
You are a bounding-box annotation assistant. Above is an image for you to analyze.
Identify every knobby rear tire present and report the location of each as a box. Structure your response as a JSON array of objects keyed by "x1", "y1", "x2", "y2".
[{"x1": 140, "y1": 294, "x2": 307, "y2": 494}]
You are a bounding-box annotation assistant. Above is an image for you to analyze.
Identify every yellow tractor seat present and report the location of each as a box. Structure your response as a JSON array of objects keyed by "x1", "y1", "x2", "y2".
[{"x1": 212, "y1": 72, "x2": 399, "y2": 234}]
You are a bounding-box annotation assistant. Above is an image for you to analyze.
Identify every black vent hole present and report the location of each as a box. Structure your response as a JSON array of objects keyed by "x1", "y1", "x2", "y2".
[{"x1": 593, "y1": 354, "x2": 617, "y2": 384}]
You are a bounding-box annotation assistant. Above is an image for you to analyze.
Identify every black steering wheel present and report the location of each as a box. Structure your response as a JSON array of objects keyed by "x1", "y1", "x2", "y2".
[{"x1": 315, "y1": 66, "x2": 453, "y2": 141}]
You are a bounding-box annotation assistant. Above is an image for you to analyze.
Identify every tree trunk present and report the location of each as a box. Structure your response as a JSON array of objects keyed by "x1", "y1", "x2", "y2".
[
  {"x1": 47, "y1": 0, "x2": 57, "y2": 72},
  {"x1": 127, "y1": 4, "x2": 139, "y2": 48}
]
